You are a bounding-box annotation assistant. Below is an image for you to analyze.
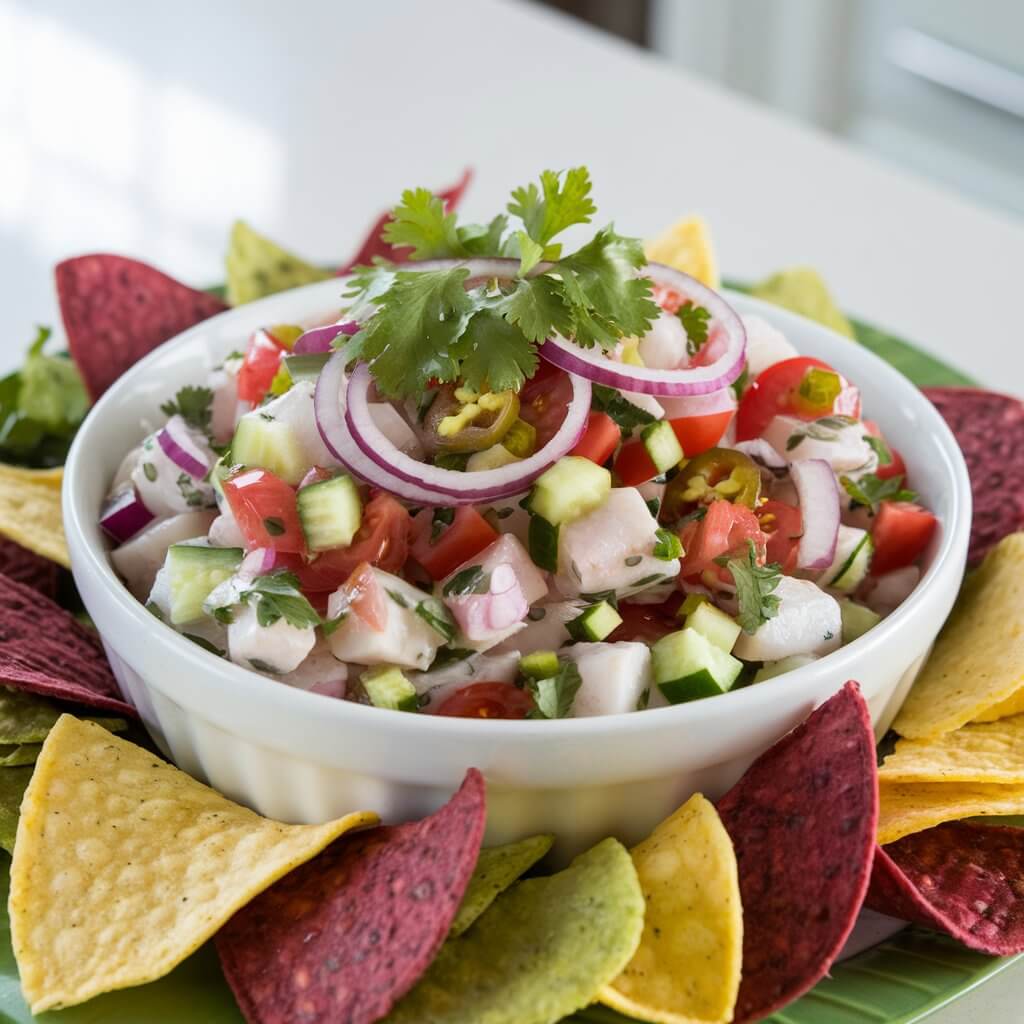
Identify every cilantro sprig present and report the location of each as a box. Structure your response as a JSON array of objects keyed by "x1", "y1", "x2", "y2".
[
  {"x1": 526, "y1": 658, "x2": 583, "y2": 719},
  {"x1": 343, "y1": 168, "x2": 659, "y2": 398},
  {"x1": 840, "y1": 473, "x2": 917, "y2": 514},
  {"x1": 161, "y1": 385, "x2": 214, "y2": 436},
  {"x1": 239, "y1": 570, "x2": 324, "y2": 630},
  {"x1": 719, "y1": 540, "x2": 783, "y2": 635},
  {"x1": 677, "y1": 301, "x2": 711, "y2": 355},
  {"x1": 590, "y1": 383, "x2": 653, "y2": 432}
]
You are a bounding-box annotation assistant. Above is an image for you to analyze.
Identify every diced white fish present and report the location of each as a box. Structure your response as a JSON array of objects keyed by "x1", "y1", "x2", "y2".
[
  {"x1": 208, "y1": 507, "x2": 247, "y2": 549},
  {"x1": 369, "y1": 403, "x2": 425, "y2": 459},
  {"x1": 639, "y1": 310, "x2": 688, "y2": 370},
  {"x1": 864, "y1": 566, "x2": 920, "y2": 617},
  {"x1": 258, "y1": 380, "x2": 340, "y2": 470},
  {"x1": 476, "y1": 496, "x2": 532, "y2": 548},
  {"x1": 733, "y1": 576, "x2": 842, "y2": 661},
  {"x1": 227, "y1": 603, "x2": 316, "y2": 675},
  {"x1": 111, "y1": 445, "x2": 143, "y2": 492},
  {"x1": 763, "y1": 415, "x2": 877, "y2": 474},
  {"x1": 457, "y1": 534, "x2": 549, "y2": 607},
  {"x1": 412, "y1": 651, "x2": 522, "y2": 713},
  {"x1": 112, "y1": 511, "x2": 217, "y2": 600},
  {"x1": 491, "y1": 600, "x2": 583, "y2": 656},
  {"x1": 561, "y1": 641, "x2": 653, "y2": 716},
  {"x1": 742, "y1": 314, "x2": 799, "y2": 379},
  {"x1": 554, "y1": 488, "x2": 679, "y2": 599},
  {"x1": 261, "y1": 641, "x2": 348, "y2": 699},
  {"x1": 208, "y1": 367, "x2": 241, "y2": 445},
  {"x1": 131, "y1": 427, "x2": 216, "y2": 517}
]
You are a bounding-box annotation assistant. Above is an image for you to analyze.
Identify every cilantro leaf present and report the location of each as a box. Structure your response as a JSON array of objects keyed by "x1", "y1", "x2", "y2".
[
  {"x1": 160, "y1": 385, "x2": 214, "y2": 434},
  {"x1": 862, "y1": 434, "x2": 893, "y2": 466},
  {"x1": 722, "y1": 540, "x2": 782, "y2": 634},
  {"x1": 508, "y1": 167, "x2": 596, "y2": 246},
  {"x1": 499, "y1": 276, "x2": 574, "y2": 343},
  {"x1": 453, "y1": 309, "x2": 538, "y2": 394},
  {"x1": 590, "y1": 384, "x2": 655, "y2": 432},
  {"x1": 653, "y1": 528, "x2": 684, "y2": 561},
  {"x1": 526, "y1": 659, "x2": 582, "y2": 719},
  {"x1": 840, "y1": 473, "x2": 917, "y2": 514},
  {"x1": 241, "y1": 570, "x2": 322, "y2": 630},
  {"x1": 381, "y1": 188, "x2": 466, "y2": 260},
  {"x1": 516, "y1": 231, "x2": 545, "y2": 276},
  {"x1": 677, "y1": 301, "x2": 711, "y2": 355},
  {"x1": 459, "y1": 215, "x2": 510, "y2": 257}
]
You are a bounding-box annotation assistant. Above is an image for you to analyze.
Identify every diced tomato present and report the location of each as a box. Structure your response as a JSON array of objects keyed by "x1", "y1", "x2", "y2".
[
  {"x1": 870, "y1": 502, "x2": 938, "y2": 576},
  {"x1": 863, "y1": 421, "x2": 908, "y2": 482},
  {"x1": 757, "y1": 499, "x2": 802, "y2": 574},
  {"x1": 668, "y1": 411, "x2": 733, "y2": 457},
  {"x1": 651, "y1": 284, "x2": 684, "y2": 314},
  {"x1": 571, "y1": 412, "x2": 621, "y2": 465},
  {"x1": 613, "y1": 438, "x2": 658, "y2": 486},
  {"x1": 679, "y1": 500, "x2": 766, "y2": 580},
  {"x1": 296, "y1": 494, "x2": 411, "y2": 592},
  {"x1": 222, "y1": 468, "x2": 305, "y2": 554},
  {"x1": 519, "y1": 367, "x2": 573, "y2": 448},
  {"x1": 237, "y1": 328, "x2": 287, "y2": 405},
  {"x1": 735, "y1": 357, "x2": 860, "y2": 441},
  {"x1": 436, "y1": 681, "x2": 534, "y2": 719},
  {"x1": 609, "y1": 601, "x2": 681, "y2": 645},
  {"x1": 339, "y1": 562, "x2": 388, "y2": 631},
  {"x1": 410, "y1": 506, "x2": 499, "y2": 581}
]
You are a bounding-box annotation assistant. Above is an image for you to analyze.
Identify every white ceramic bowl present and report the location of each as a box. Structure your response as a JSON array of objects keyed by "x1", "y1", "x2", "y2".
[{"x1": 64, "y1": 280, "x2": 971, "y2": 859}]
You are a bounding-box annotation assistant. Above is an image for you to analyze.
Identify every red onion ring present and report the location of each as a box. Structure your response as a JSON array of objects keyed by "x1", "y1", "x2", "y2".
[
  {"x1": 100, "y1": 487, "x2": 154, "y2": 544},
  {"x1": 294, "y1": 320, "x2": 359, "y2": 354},
  {"x1": 157, "y1": 416, "x2": 212, "y2": 479},
  {"x1": 789, "y1": 459, "x2": 840, "y2": 569},
  {"x1": 734, "y1": 439, "x2": 786, "y2": 469}
]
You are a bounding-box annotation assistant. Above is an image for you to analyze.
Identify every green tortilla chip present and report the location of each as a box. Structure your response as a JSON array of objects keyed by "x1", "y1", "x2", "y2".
[
  {"x1": 0, "y1": 744, "x2": 41, "y2": 767},
  {"x1": 751, "y1": 267, "x2": 855, "y2": 338},
  {"x1": 226, "y1": 220, "x2": 331, "y2": 305},
  {"x1": 450, "y1": 834, "x2": 553, "y2": 938},
  {"x1": 0, "y1": 685, "x2": 127, "y2": 745},
  {"x1": 387, "y1": 837, "x2": 644, "y2": 1024},
  {"x1": 0, "y1": 766, "x2": 32, "y2": 853}
]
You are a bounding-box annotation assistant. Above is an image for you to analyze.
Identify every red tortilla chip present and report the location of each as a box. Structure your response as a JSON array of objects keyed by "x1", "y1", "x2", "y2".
[
  {"x1": 217, "y1": 768, "x2": 486, "y2": 1024},
  {"x1": 868, "y1": 822, "x2": 1024, "y2": 955},
  {"x1": 57, "y1": 254, "x2": 228, "y2": 399},
  {"x1": 0, "y1": 573, "x2": 135, "y2": 717},
  {"x1": 337, "y1": 168, "x2": 473, "y2": 275},
  {"x1": 922, "y1": 387, "x2": 1024, "y2": 566},
  {"x1": 717, "y1": 681, "x2": 878, "y2": 1024},
  {"x1": 0, "y1": 540, "x2": 59, "y2": 600}
]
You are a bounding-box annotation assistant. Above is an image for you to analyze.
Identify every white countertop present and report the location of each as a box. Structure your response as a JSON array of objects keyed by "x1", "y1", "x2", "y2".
[{"x1": 2, "y1": 0, "x2": 1024, "y2": 1018}]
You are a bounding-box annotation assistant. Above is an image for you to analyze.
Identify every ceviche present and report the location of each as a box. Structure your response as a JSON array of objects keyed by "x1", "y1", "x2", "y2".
[{"x1": 102, "y1": 168, "x2": 938, "y2": 719}]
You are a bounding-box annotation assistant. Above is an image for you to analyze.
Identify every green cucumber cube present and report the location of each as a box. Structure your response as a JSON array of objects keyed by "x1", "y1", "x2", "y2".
[
  {"x1": 519, "y1": 650, "x2": 560, "y2": 680},
  {"x1": 652, "y1": 627, "x2": 742, "y2": 704},
  {"x1": 840, "y1": 600, "x2": 881, "y2": 644},
  {"x1": 567, "y1": 601, "x2": 622, "y2": 642},
  {"x1": 165, "y1": 545, "x2": 243, "y2": 625},
  {"x1": 297, "y1": 474, "x2": 362, "y2": 551},
  {"x1": 640, "y1": 420, "x2": 683, "y2": 474},
  {"x1": 232, "y1": 414, "x2": 307, "y2": 485},
  {"x1": 685, "y1": 602, "x2": 741, "y2": 652},
  {"x1": 528, "y1": 457, "x2": 611, "y2": 526},
  {"x1": 362, "y1": 666, "x2": 419, "y2": 712}
]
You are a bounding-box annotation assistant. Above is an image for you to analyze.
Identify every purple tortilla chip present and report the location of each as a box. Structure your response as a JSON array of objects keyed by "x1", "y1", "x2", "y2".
[
  {"x1": 57, "y1": 254, "x2": 228, "y2": 400},
  {"x1": 922, "y1": 387, "x2": 1024, "y2": 566},
  {"x1": 868, "y1": 821, "x2": 1024, "y2": 955},
  {"x1": 0, "y1": 539, "x2": 59, "y2": 600},
  {"x1": 0, "y1": 572, "x2": 135, "y2": 717},
  {"x1": 717, "y1": 681, "x2": 878, "y2": 1024},
  {"x1": 217, "y1": 768, "x2": 486, "y2": 1024}
]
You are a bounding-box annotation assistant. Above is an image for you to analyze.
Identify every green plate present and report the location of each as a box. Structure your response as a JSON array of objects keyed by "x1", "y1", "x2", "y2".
[{"x1": 0, "y1": 313, "x2": 1011, "y2": 1024}]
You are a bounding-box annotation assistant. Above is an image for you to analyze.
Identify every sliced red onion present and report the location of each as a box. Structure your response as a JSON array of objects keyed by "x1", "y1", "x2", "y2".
[
  {"x1": 658, "y1": 388, "x2": 737, "y2": 419},
  {"x1": 294, "y1": 320, "x2": 359, "y2": 354},
  {"x1": 100, "y1": 487, "x2": 155, "y2": 544},
  {"x1": 734, "y1": 439, "x2": 787, "y2": 469},
  {"x1": 539, "y1": 263, "x2": 746, "y2": 396},
  {"x1": 157, "y1": 415, "x2": 211, "y2": 479},
  {"x1": 239, "y1": 547, "x2": 277, "y2": 582},
  {"x1": 345, "y1": 363, "x2": 591, "y2": 502},
  {"x1": 789, "y1": 459, "x2": 840, "y2": 569}
]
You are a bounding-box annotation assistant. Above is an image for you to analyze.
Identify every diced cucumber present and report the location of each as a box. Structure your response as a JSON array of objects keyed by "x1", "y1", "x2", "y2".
[
  {"x1": 519, "y1": 650, "x2": 560, "y2": 680},
  {"x1": 567, "y1": 601, "x2": 623, "y2": 642},
  {"x1": 840, "y1": 600, "x2": 881, "y2": 644},
  {"x1": 640, "y1": 420, "x2": 684, "y2": 474},
  {"x1": 676, "y1": 592, "x2": 710, "y2": 621},
  {"x1": 686, "y1": 602, "x2": 741, "y2": 653},
  {"x1": 297, "y1": 474, "x2": 362, "y2": 551},
  {"x1": 824, "y1": 526, "x2": 874, "y2": 593},
  {"x1": 652, "y1": 627, "x2": 743, "y2": 704},
  {"x1": 466, "y1": 444, "x2": 520, "y2": 472},
  {"x1": 283, "y1": 353, "x2": 330, "y2": 383},
  {"x1": 528, "y1": 515, "x2": 559, "y2": 573},
  {"x1": 232, "y1": 413, "x2": 307, "y2": 485},
  {"x1": 165, "y1": 545, "x2": 243, "y2": 625},
  {"x1": 528, "y1": 457, "x2": 610, "y2": 526},
  {"x1": 361, "y1": 665, "x2": 419, "y2": 712},
  {"x1": 753, "y1": 654, "x2": 818, "y2": 683}
]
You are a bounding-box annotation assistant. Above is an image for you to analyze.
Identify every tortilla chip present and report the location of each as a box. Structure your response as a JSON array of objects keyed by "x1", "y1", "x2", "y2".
[
  {"x1": 750, "y1": 267, "x2": 855, "y2": 338},
  {"x1": 217, "y1": 770, "x2": 485, "y2": 1024},
  {"x1": 717, "y1": 682, "x2": 878, "y2": 1024},
  {"x1": 894, "y1": 535, "x2": 1024, "y2": 738},
  {"x1": 878, "y1": 781, "x2": 1024, "y2": 845},
  {"x1": 974, "y1": 687, "x2": 1024, "y2": 723},
  {"x1": 879, "y1": 716, "x2": 1024, "y2": 784},
  {"x1": 0, "y1": 465, "x2": 63, "y2": 491},
  {"x1": 387, "y1": 837, "x2": 644, "y2": 1024},
  {"x1": 868, "y1": 822, "x2": 1024, "y2": 955},
  {"x1": 450, "y1": 833, "x2": 553, "y2": 938},
  {"x1": 0, "y1": 766, "x2": 32, "y2": 854},
  {"x1": 0, "y1": 684, "x2": 125, "y2": 745},
  {"x1": 225, "y1": 221, "x2": 332, "y2": 306},
  {"x1": 9, "y1": 716, "x2": 376, "y2": 1012},
  {"x1": 0, "y1": 574, "x2": 135, "y2": 717},
  {"x1": 0, "y1": 466, "x2": 68, "y2": 567},
  {"x1": 600, "y1": 793, "x2": 742, "y2": 1024},
  {"x1": 0, "y1": 538, "x2": 59, "y2": 599},
  {"x1": 57, "y1": 255, "x2": 228, "y2": 400},
  {"x1": 645, "y1": 215, "x2": 720, "y2": 288}
]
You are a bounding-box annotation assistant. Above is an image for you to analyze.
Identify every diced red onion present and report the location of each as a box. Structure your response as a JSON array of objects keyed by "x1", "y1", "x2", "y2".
[
  {"x1": 789, "y1": 459, "x2": 840, "y2": 569},
  {"x1": 446, "y1": 563, "x2": 528, "y2": 640},
  {"x1": 239, "y1": 547, "x2": 277, "y2": 582},
  {"x1": 734, "y1": 439, "x2": 786, "y2": 469},
  {"x1": 100, "y1": 487, "x2": 154, "y2": 544},
  {"x1": 538, "y1": 263, "x2": 746, "y2": 396},
  {"x1": 658, "y1": 388, "x2": 737, "y2": 419},
  {"x1": 157, "y1": 415, "x2": 211, "y2": 479},
  {"x1": 294, "y1": 320, "x2": 359, "y2": 354}
]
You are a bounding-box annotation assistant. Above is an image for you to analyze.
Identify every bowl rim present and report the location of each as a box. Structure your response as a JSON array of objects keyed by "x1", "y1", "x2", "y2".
[{"x1": 63, "y1": 278, "x2": 972, "y2": 741}]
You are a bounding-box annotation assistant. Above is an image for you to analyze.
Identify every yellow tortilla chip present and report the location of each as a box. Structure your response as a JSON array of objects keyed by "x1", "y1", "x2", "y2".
[
  {"x1": 973, "y1": 686, "x2": 1024, "y2": 723},
  {"x1": 878, "y1": 780, "x2": 1024, "y2": 845},
  {"x1": 645, "y1": 216, "x2": 719, "y2": 288},
  {"x1": 9, "y1": 716, "x2": 377, "y2": 1012},
  {"x1": 0, "y1": 464, "x2": 67, "y2": 567},
  {"x1": 750, "y1": 267, "x2": 855, "y2": 338},
  {"x1": 893, "y1": 535, "x2": 1024, "y2": 739},
  {"x1": 600, "y1": 794, "x2": 742, "y2": 1024},
  {"x1": 879, "y1": 716, "x2": 1024, "y2": 784}
]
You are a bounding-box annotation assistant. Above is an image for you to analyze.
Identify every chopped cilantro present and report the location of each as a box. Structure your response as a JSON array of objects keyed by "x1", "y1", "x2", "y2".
[
  {"x1": 840, "y1": 473, "x2": 917, "y2": 514},
  {"x1": 862, "y1": 434, "x2": 893, "y2": 466},
  {"x1": 160, "y1": 385, "x2": 214, "y2": 435},
  {"x1": 590, "y1": 383, "x2": 654, "y2": 432},
  {"x1": 415, "y1": 598, "x2": 456, "y2": 642},
  {"x1": 653, "y1": 528, "x2": 684, "y2": 561},
  {"x1": 443, "y1": 565, "x2": 489, "y2": 597},
  {"x1": 721, "y1": 540, "x2": 782, "y2": 635},
  {"x1": 240, "y1": 570, "x2": 322, "y2": 630},
  {"x1": 526, "y1": 658, "x2": 582, "y2": 719},
  {"x1": 677, "y1": 301, "x2": 711, "y2": 355},
  {"x1": 430, "y1": 507, "x2": 455, "y2": 543},
  {"x1": 508, "y1": 167, "x2": 596, "y2": 249},
  {"x1": 380, "y1": 188, "x2": 464, "y2": 260}
]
